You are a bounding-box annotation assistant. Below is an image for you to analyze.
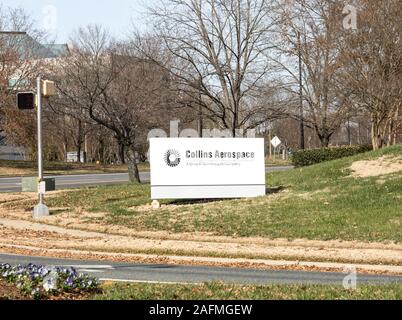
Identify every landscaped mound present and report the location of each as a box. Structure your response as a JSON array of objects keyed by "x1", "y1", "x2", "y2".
[{"x1": 1, "y1": 145, "x2": 401, "y2": 243}]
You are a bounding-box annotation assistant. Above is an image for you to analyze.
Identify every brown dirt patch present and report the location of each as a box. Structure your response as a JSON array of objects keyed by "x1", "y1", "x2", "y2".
[
  {"x1": 0, "y1": 191, "x2": 401, "y2": 272},
  {"x1": 0, "y1": 217, "x2": 402, "y2": 267},
  {"x1": 1, "y1": 243, "x2": 402, "y2": 276},
  {"x1": 0, "y1": 279, "x2": 30, "y2": 300},
  {"x1": 350, "y1": 156, "x2": 402, "y2": 178},
  {"x1": 0, "y1": 279, "x2": 93, "y2": 300},
  {"x1": 0, "y1": 168, "x2": 31, "y2": 176}
]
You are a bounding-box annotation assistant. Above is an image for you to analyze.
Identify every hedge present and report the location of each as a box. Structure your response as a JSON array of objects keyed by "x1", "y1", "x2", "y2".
[{"x1": 292, "y1": 145, "x2": 372, "y2": 167}]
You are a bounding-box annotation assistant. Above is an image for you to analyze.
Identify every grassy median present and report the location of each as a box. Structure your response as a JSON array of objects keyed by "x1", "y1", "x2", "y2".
[{"x1": 94, "y1": 282, "x2": 402, "y2": 300}]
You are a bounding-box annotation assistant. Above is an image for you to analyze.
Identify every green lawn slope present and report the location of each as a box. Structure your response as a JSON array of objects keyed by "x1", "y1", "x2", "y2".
[{"x1": 16, "y1": 144, "x2": 402, "y2": 243}]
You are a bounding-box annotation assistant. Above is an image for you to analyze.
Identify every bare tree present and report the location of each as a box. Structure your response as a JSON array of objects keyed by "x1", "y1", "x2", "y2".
[
  {"x1": 0, "y1": 7, "x2": 43, "y2": 93},
  {"x1": 44, "y1": 109, "x2": 94, "y2": 162},
  {"x1": 53, "y1": 25, "x2": 173, "y2": 182},
  {"x1": 274, "y1": 0, "x2": 355, "y2": 147},
  {"x1": 139, "y1": 0, "x2": 285, "y2": 137},
  {"x1": 340, "y1": 0, "x2": 401, "y2": 149}
]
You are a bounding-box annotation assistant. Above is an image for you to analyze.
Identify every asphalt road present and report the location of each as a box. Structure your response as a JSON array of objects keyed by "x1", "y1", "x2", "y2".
[
  {"x1": 0, "y1": 253, "x2": 401, "y2": 285},
  {"x1": 0, "y1": 166, "x2": 293, "y2": 193}
]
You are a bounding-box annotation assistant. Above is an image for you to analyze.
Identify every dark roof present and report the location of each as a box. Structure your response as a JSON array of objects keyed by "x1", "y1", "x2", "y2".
[
  {"x1": 0, "y1": 31, "x2": 69, "y2": 59},
  {"x1": 44, "y1": 43, "x2": 70, "y2": 57}
]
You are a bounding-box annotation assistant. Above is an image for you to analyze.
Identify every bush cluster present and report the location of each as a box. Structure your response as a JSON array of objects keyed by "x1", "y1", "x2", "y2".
[{"x1": 292, "y1": 145, "x2": 372, "y2": 167}]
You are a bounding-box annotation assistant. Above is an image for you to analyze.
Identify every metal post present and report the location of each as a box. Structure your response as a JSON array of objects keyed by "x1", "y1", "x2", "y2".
[
  {"x1": 198, "y1": 77, "x2": 203, "y2": 138},
  {"x1": 198, "y1": 103, "x2": 203, "y2": 138},
  {"x1": 268, "y1": 129, "x2": 272, "y2": 159},
  {"x1": 298, "y1": 31, "x2": 305, "y2": 150},
  {"x1": 33, "y1": 76, "x2": 49, "y2": 218},
  {"x1": 347, "y1": 118, "x2": 352, "y2": 145}
]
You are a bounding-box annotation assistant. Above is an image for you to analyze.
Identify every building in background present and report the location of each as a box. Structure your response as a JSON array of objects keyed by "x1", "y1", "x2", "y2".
[{"x1": 0, "y1": 31, "x2": 70, "y2": 161}]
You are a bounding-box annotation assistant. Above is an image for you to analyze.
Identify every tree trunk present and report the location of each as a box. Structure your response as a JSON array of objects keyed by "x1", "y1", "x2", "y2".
[
  {"x1": 63, "y1": 141, "x2": 68, "y2": 162},
  {"x1": 357, "y1": 121, "x2": 361, "y2": 145},
  {"x1": 371, "y1": 114, "x2": 383, "y2": 150},
  {"x1": 119, "y1": 143, "x2": 126, "y2": 164},
  {"x1": 231, "y1": 126, "x2": 236, "y2": 138},
  {"x1": 387, "y1": 121, "x2": 394, "y2": 147},
  {"x1": 318, "y1": 132, "x2": 331, "y2": 148},
  {"x1": 98, "y1": 138, "x2": 105, "y2": 164},
  {"x1": 77, "y1": 144, "x2": 82, "y2": 163},
  {"x1": 126, "y1": 146, "x2": 141, "y2": 183},
  {"x1": 83, "y1": 135, "x2": 87, "y2": 163},
  {"x1": 320, "y1": 137, "x2": 330, "y2": 148},
  {"x1": 389, "y1": 106, "x2": 400, "y2": 146},
  {"x1": 76, "y1": 120, "x2": 83, "y2": 163}
]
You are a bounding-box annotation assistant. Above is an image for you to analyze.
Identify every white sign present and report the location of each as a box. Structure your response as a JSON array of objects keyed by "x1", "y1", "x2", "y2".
[
  {"x1": 150, "y1": 138, "x2": 266, "y2": 199},
  {"x1": 271, "y1": 136, "x2": 281, "y2": 148},
  {"x1": 66, "y1": 152, "x2": 85, "y2": 163},
  {"x1": 39, "y1": 181, "x2": 46, "y2": 194}
]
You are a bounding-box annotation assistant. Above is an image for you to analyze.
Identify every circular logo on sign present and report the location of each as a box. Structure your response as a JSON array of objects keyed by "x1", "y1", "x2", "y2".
[{"x1": 164, "y1": 149, "x2": 181, "y2": 167}]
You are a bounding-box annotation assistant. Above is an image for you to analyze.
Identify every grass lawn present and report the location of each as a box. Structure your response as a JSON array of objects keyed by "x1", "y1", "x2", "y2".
[
  {"x1": 265, "y1": 157, "x2": 292, "y2": 167},
  {"x1": 94, "y1": 282, "x2": 402, "y2": 300},
  {"x1": 2, "y1": 279, "x2": 400, "y2": 300},
  {"x1": 0, "y1": 159, "x2": 149, "y2": 177},
  {"x1": 10, "y1": 144, "x2": 401, "y2": 243}
]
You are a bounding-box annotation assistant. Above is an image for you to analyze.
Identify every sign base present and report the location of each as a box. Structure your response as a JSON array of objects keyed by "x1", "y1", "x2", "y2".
[
  {"x1": 152, "y1": 185, "x2": 266, "y2": 200},
  {"x1": 33, "y1": 204, "x2": 49, "y2": 219}
]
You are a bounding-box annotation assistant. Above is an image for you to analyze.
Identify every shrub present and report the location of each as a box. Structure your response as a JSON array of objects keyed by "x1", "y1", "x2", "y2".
[{"x1": 292, "y1": 145, "x2": 372, "y2": 167}]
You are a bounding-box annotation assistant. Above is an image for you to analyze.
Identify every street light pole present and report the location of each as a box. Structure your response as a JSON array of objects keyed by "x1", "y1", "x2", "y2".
[
  {"x1": 298, "y1": 31, "x2": 305, "y2": 150},
  {"x1": 33, "y1": 76, "x2": 49, "y2": 218},
  {"x1": 198, "y1": 77, "x2": 203, "y2": 138}
]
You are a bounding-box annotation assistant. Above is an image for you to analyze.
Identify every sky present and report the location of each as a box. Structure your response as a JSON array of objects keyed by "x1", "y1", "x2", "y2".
[{"x1": 1, "y1": 0, "x2": 155, "y2": 43}]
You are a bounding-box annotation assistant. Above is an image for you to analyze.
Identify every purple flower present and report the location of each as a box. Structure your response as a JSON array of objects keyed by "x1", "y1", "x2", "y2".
[
  {"x1": 1, "y1": 262, "x2": 99, "y2": 297},
  {"x1": 65, "y1": 276, "x2": 74, "y2": 287}
]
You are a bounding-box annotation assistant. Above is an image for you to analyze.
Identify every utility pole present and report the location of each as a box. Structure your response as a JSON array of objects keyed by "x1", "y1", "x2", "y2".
[
  {"x1": 33, "y1": 76, "x2": 49, "y2": 218},
  {"x1": 347, "y1": 118, "x2": 352, "y2": 145},
  {"x1": 198, "y1": 98, "x2": 203, "y2": 138},
  {"x1": 198, "y1": 77, "x2": 203, "y2": 138},
  {"x1": 298, "y1": 31, "x2": 305, "y2": 150},
  {"x1": 16, "y1": 77, "x2": 54, "y2": 218},
  {"x1": 84, "y1": 131, "x2": 88, "y2": 163},
  {"x1": 268, "y1": 128, "x2": 272, "y2": 158}
]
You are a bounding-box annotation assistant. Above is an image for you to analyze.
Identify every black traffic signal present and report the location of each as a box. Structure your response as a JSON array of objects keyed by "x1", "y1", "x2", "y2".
[{"x1": 17, "y1": 92, "x2": 36, "y2": 110}]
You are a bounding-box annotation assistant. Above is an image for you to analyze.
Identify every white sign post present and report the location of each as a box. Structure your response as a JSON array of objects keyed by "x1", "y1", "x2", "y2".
[
  {"x1": 33, "y1": 78, "x2": 55, "y2": 219},
  {"x1": 150, "y1": 138, "x2": 266, "y2": 199},
  {"x1": 33, "y1": 76, "x2": 49, "y2": 218},
  {"x1": 39, "y1": 181, "x2": 46, "y2": 195},
  {"x1": 271, "y1": 136, "x2": 282, "y2": 159},
  {"x1": 271, "y1": 136, "x2": 281, "y2": 148}
]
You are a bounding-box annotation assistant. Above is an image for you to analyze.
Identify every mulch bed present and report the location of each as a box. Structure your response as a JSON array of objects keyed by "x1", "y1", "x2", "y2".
[{"x1": 0, "y1": 279, "x2": 30, "y2": 300}]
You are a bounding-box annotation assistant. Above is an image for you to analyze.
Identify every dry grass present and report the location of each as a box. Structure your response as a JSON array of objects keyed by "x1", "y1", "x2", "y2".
[{"x1": 95, "y1": 282, "x2": 402, "y2": 300}]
